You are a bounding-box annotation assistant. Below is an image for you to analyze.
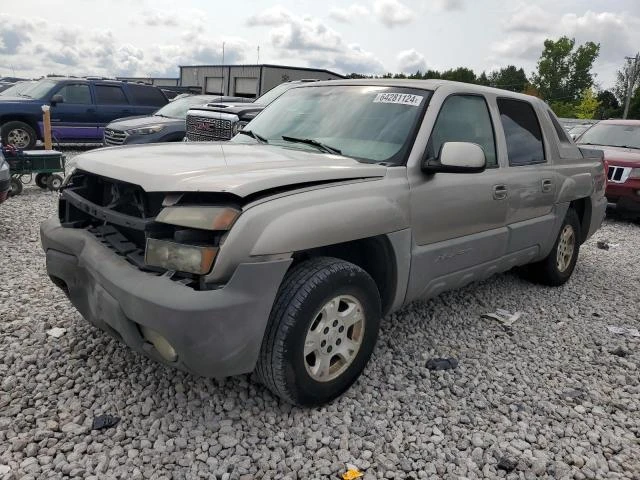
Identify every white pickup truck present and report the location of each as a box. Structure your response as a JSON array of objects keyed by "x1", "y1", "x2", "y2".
[{"x1": 42, "y1": 80, "x2": 607, "y2": 405}]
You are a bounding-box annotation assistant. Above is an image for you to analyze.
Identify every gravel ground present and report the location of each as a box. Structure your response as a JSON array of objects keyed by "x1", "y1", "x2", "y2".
[{"x1": 1, "y1": 161, "x2": 639, "y2": 479}]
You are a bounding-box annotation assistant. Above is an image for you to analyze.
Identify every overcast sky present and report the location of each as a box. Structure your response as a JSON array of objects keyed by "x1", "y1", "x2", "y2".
[{"x1": 1, "y1": 0, "x2": 639, "y2": 89}]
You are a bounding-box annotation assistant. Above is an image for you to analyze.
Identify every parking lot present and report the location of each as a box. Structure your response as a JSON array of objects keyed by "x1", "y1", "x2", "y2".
[{"x1": 1, "y1": 155, "x2": 639, "y2": 479}]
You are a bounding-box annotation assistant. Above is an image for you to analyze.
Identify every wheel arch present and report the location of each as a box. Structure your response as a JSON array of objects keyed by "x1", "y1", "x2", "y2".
[
  {"x1": 0, "y1": 115, "x2": 41, "y2": 140},
  {"x1": 290, "y1": 234, "x2": 402, "y2": 316},
  {"x1": 569, "y1": 197, "x2": 591, "y2": 244}
]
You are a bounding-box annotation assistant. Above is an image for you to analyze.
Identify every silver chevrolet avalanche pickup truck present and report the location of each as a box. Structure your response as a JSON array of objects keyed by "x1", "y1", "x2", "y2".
[{"x1": 41, "y1": 80, "x2": 607, "y2": 406}]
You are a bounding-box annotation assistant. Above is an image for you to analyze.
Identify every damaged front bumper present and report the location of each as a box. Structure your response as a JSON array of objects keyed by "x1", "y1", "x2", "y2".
[{"x1": 40, "y1": 218, "x2": 291, "y2": 377}]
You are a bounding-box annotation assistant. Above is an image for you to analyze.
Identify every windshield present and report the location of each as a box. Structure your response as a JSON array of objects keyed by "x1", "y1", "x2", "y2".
[
  {"x1": 155, "y1": 95, "x2": 218, "y2": 119},
  {"x1": 234, "y1": 85, "x2": 431, "y2": 164},
  {"x1": 22, "y1": 79, "x2": 58, "y2": 99},
  {"x1": 253, "y1": 82, "x2": 297, "y2": 106},
  {"x1": 578, "y1": 123, "x2": 640, "y2": 149},
  {"x1": 0, "y1": 82, "x2": 33, "y2": 97}
]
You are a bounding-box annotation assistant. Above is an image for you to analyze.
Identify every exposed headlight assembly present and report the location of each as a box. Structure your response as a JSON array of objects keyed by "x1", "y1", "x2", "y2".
[
  {"x1": 156, "y1": 206, "x2": 240, "y2": 231},
  {"x1": 630, "y1": 168, "x2": 640, "y2": 179},
  {"x1": 145, "y1": 239, "x2": 218, "y2": 275},
  {"x1": 126, "y1": 125, "x2": 166, "y2": 135}
]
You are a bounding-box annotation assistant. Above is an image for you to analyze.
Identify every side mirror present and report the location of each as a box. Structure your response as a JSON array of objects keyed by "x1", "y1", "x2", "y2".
[
  {"x1": 50, "y1": 94, "x2": 64, "y2": 105},
  {"x1": 422, "y1": 142, "x2": 486, "y2": 174}
]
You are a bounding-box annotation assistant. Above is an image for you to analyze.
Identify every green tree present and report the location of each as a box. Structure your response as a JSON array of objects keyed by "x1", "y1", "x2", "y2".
[
  {"x1": 597, "y1": 90, "x2": 621, "y2": 119},
  {"x1": 423, "y1": 69, "x2": 441, "y2": 79},
  {"x1": 628, "y1": 87, "x2": 640, "y2": 119},
  {"x1": 440, "y1": 67, "x2": 476, "y2": 84},
  {"x1": 487, "y1": 65, "x2": 528, "y2": 92},
  {"x1": 550, "y1": 101, "x2": 577, "y2": 118},
  {"x1": 531, "y1": 36, "x2": 600, "y2": 102},
  {"x1": 476, "y1": 72, "x2": 490, "y2": 86},
  {"x1": 575, "y1": 88, "x2": 600, "y2": 119}
]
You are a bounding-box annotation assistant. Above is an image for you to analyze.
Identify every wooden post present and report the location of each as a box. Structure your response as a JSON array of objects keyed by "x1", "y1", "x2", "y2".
[{"x1": 41, "y1": 105, "x2": 52, "y2": 150}]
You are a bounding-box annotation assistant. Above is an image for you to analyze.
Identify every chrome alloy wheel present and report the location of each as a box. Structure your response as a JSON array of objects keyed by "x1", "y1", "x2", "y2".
[
  {"x1": 556, "y1": 224, "x2": 575, "y2": 272},
  {"x1": 6, "y1": 128, "x2": 31, "y2": 148},
  {"x1": 303, "y1": 295, "x2": 365, "y2": 382}
]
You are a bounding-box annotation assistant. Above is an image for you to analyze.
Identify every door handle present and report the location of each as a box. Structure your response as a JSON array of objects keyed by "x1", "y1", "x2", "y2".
[
  {"x1": 493, "y1": 185, "x2": 508, "y2": 200},
  {"x1": 542, "y1": 179, "x2": 553, "y2": 193}
]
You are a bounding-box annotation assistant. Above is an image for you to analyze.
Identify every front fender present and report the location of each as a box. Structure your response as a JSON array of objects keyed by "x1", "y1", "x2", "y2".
[{"x1": 207, "y1": 171, "x2": 410, "y2": 282}]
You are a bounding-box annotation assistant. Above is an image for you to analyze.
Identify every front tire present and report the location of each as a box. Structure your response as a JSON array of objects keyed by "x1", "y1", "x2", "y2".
[
  {"x1": 1, "y1": 121, "x2": 37, "y2": 149},
  {"x1": 256, "y1": 257, "x2": 381, "y2": 406},
  {"x1": 525, "y1": 208, "x2": 581, "y2": 286}
]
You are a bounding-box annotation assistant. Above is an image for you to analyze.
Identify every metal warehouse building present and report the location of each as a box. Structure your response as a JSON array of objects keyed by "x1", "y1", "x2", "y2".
[{"x1": 179, "y1": 64, "x2": 344, "y2": 98}]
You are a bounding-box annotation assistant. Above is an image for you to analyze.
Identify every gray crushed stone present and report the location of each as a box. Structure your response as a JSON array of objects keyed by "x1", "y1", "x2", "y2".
[{"x1": 1, "y1": 158, "x2": 639, "y2": 479}]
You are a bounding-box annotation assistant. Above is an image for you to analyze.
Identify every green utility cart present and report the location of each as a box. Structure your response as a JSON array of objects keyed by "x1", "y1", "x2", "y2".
[{"x1": 5, "y1": 149, "x2": 66, "y2": 196}]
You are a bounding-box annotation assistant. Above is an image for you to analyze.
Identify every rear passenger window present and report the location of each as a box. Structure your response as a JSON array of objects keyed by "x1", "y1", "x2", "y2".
[
  {"x1": 497, "y1": 98, "x2": 545, "y2": 165},
  {"x1": 429, "y1": 95, "x2": 497, "y2": 167},
  {"x1": 95, "y1": 85, "x2": 129, "y2": 105},
  {"x1": 548, "y1": 110, "x2": 572, "y2": 144},
  {"x1": 127, "y1": 84, "x2": 167, "y2": 107}
]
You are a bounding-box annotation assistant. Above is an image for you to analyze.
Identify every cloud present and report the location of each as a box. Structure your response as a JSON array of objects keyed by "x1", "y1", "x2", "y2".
[
  {"x1": 0, "y1": 13, "x2": 250, "y2": 78},
  {"x1": 433, "y1": 0, "x2": 464, "y2": 12},
  {"x1": 0, "y1": 14, "x2": 39, "y2": 55},
  {"x1": 329, "y1": 4, "x2": 370, "y2": 23},
  {"x1": 493, "y1": 9, "x2": 640, "y2": 65},
  {"x1": 373, "y1": 0, "x2": 413, "y2": 28},
  {"x1": 247, "y1": 7, "x2": 384, "y2": 74},
  {"x1": 504, "y1": 5, "x2": 550, "y2": 33},
  {"x1": 246, "y1": 6, "x2": 293, "y2": 26},
  {"x1": 397, "y1": 49, "x2": 428, "y2": 73},
  {"x1": 144, "y1": 12, "x2": 179, "y2": 27}
]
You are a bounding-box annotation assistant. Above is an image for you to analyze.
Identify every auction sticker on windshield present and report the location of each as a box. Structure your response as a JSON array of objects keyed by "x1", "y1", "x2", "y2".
[{"x1": 373, "y1": 93, "x2": 423, "y2": 106}]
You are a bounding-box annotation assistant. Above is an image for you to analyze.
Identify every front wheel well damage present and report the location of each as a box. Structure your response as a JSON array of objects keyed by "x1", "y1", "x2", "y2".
[{"x1": 290, "y1": 235, "x2": 397, "y2": 316}]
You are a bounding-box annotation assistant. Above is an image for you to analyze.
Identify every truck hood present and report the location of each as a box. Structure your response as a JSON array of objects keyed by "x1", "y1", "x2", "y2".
[
  {"x1": 71, "y1": 142, "x2": 387, "y2": 196},
  {"x1": 189, "y1": 103, "x2": 264, "y2": 120},
  {"x1": 586, "y1": 145, "x2": 640, "y2": 167},
  {"x1": 107, "y1": 115, "x2": 181, "y2": 130}
]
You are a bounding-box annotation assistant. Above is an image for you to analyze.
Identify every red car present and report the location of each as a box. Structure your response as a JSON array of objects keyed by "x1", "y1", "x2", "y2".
[{"x1": 577, "y1": 120, "x2": 640, "y2": 215}]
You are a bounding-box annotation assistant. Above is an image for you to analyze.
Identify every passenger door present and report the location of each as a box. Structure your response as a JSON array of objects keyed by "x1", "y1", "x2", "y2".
[
  {"x1": 49, "y1": 83, "x2": 98, "y2": 141},
  {"x1": 496, "y1": 98, "x2": 557, "y2": 253},
  {"x1": 92, "y1": 84, "x2": 134, "y2": 131},
  {"x1": 406, "y1": 94, "x2": 510, "y2": 301}
]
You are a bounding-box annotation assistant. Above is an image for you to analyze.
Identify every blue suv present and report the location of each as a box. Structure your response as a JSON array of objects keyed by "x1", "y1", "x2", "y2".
[{"x1": 0, "y1": 78, "x2": 169, "y2": 148}]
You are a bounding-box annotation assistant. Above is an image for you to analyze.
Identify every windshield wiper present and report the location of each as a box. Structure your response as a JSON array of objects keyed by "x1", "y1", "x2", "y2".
[
  {"x1": 281, "y1": 135, "x2": 342, "y2": 155},
  {"x1": 238, "y1": 129, "x2": 268, "y2": 144},
  {"x1": 619, "y1": 145, "x2": 640, "y2": 150}
]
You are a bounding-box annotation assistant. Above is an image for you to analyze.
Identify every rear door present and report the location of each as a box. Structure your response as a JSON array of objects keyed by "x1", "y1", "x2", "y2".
[
  {"x1": 49, "y1": 83, "x2": 98, "y2": 141},
  {"x1": 126, "y1": 84, "x2": 168, "y2": 115},
  {"x1": 92, "y1": 84, "x2": 134, "y2": 131},
  {"x1": 496, "y1": 98, "x2": 557, "y2": 253}
]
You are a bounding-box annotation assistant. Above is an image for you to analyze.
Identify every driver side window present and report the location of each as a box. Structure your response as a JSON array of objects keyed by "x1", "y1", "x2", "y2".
[
  {"x1": 428, "y1": 95, "x2": 497, "y2": 167},
  {"x1": 55, "y1": 84, "x2": 92, "y2": 104}
]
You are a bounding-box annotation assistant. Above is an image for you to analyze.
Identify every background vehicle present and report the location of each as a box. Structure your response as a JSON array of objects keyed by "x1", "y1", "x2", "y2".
[
  {"x1": 577, "y1": 119, "x2": 640, "y2": 215},
  {"x1": 0, "y1": 78, "x2": 168, "y2": 148},
  {"x1": 0, "y1": 147, "x2": 9, "y2": 204},
  {"x1": 0, "y1": 81, "x2": 36, "y2": 97},
  {"x1": 185, "y1": 80, "x2": 318, "y2": 141},
  {"x1": 41, "y1": 80, "x2": 606, "y2": 406},
  {"x1": 103, "y1": 94, "x2": 249, "y2": 145}
]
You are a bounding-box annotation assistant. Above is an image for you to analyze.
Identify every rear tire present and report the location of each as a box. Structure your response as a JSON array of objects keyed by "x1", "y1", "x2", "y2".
[
  {"x1": 47, "y1": 174, "x2": 63, "y2": 191},
  {"x1": 1, "y1": 121, "x2": 37, "y2": 149},
  {"x1": 35, "y1": 173, "x2": 50, "y2": 189},
  {"x1": 256, "y1": 257, "x2": 381, "y2": 406},
  {"x1": 8, "y1": 177, "x2": 22, "y2": 197},
  {"x1": 524, "y1": 208, "x2": 581, "y2": 286}
]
